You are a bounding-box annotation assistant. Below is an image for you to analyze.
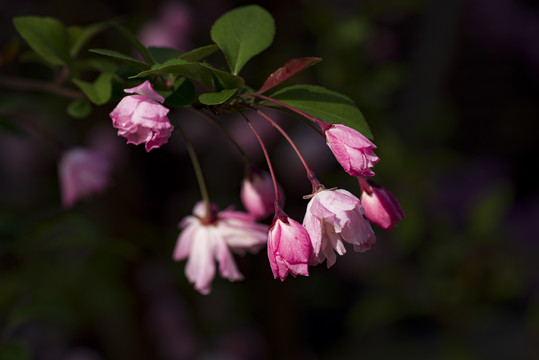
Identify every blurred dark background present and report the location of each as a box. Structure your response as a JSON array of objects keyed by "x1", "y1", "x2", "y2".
[{"x1": 1, "y1": 0, "x2": 538, "y2": 359}]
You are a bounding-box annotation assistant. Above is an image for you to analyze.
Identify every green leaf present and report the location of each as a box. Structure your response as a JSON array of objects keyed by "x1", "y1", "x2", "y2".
[
  {"x1": 85, "y1": 57, "x2": 119, "y2": 73},
  {"x1": 112, "y1": 22, "x2": 155, "y2": 65},
  {"x1": 72, "y1": 72, "x2": 113, "y2": 105},
  {"x1": 199, "y1": 88, "x2": 238, "y2": 105},
  {"x1": 269, "y1": 85, "x2": 373, "y2": 138},
  {"x1": 211, "y1": 5, "x2": 274, "y2": 75},
  {"x1": 89, "y1": 48, "x2": 149, "y2": 70},
  {"x1": 13, "y1": 16, "x2": 71, "y2": 66},
  {"x1": 68, "y1": 21, "x2": 110, "y2": 58},
  {"x1": 148, "y1": 47, "x2": 183, "y2": 64},
  {"x1": 66, "y1": 99, "x2": 92, "y2": 118},
  {"x1": 131, "y1": 58, "x2": 244, "y2": 90},
  {"x1": 178, "y1": 44, "x2": 219, "y2": 62},
  {"x1": 162, "y1": 78, "x2": 195, "y2": 107}
]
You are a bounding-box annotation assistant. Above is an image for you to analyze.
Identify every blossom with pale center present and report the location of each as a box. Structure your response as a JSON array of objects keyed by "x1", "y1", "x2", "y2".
[
  {"x1": 359, "y1": 177, "x2": 405, "y2": 230},
  {"x1": 109, "y1": 81, "x2": 173, "y2": 152},
  {"x1": 267, "y1": 211, "x2": 312, "y2": 281},
  {"x1": 173, "y1": 202, "x2": 268, "y2": 294},
  {"x1": 318, "y1": 121, "x2": 379, "y2": 177},
  {"x1": 58, "y1": 147, "x2": 111, "y2": 208},
  {"x1": 303, "y1": 188, "x2": 376, "y2": 267}
]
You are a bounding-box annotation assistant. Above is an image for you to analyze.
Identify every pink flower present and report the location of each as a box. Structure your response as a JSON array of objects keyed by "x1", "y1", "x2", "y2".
[
  {"x1": 267, "y1": 211, "x2": 312, "y2": 281},
  {"x1": 241, "y1": 167, "x2": 283, "y2": 219},
  {"x1": 303, "y1": 188, "x2": 376, "y2": 267},
  {"x1": 317, "y1": 120, "x2": 379, "y2": 177},
  {"x1": 109, "y1": 81, "x2": 173, "y2": 152},
  {"x1": 173, "y1": 202, "x2": 268, "y2": 294},
  {"x1": 58, "y1": 147, "x2": 111, "y2": 208},
  {"x1": 359, "y1": 177, "x2": 405, "y2": 230}
]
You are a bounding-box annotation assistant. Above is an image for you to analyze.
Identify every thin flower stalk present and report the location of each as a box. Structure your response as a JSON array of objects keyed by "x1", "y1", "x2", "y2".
[{"x1": 255, "y1": 108, "x2": 322, "y2": 194}]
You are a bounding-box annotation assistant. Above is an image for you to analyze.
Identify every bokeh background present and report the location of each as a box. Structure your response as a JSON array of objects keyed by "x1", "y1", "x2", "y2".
[{"x1": 1, "y1": 0, "x2": 538, "y2": 359}]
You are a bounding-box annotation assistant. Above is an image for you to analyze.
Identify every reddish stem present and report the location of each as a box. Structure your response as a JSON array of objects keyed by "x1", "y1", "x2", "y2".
[
  {"x1": 255, "y1": 108, "x2": 322, "y2": 194},
  {"x1": 240, "y1": 93, "x2": 320, "y2": 123},
  {"x1": 236, "y1": 111, "x2": 282, "y2": 213}
]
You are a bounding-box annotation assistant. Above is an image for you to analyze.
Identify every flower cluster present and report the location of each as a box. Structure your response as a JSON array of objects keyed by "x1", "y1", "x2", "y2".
[
  {"x1": 104, "y1": 79, "x2": 405, "y2": 294},
  {"x1": 23, "y1": 5, "x2": 405, "y2": 294}
]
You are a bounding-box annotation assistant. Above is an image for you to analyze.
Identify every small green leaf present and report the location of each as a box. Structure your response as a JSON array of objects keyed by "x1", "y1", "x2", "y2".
[
  {"x1": 89, "y1": 48, "x2": 149, "y2": 70},
  {"x1": 199, "y1": 88, "x2": 238, "y2": 105},
  {"x1": 269, "y1": 84, "x2": 373, "y2": 138},
  {"x1": 148, "y1": 47, "x2": 183, "y2": 64},
  {"x1": 67, "y1": 99, "x2": 92, "y2": 118},
  {"x1": 211, "y1": 5, "x2": 275, "y2": 75},
  {"x1": 72, "y1": 72, "x2": 113, "y2": 105},
  {"x1": 162, "y1": 78, "x2": 195, "y2": 107},
  {"x1": 131, "y1": 59, "x2": 244, "y2": 90},
  {"x1": 68, "y1": 21, "x2": 110, "y2": 57},
  {"x1": 178, "y1": 44, "x2": 219, "y2": 62},
  {"x1": 13, "y1": 16, "x2": 71, "y2": 66}
]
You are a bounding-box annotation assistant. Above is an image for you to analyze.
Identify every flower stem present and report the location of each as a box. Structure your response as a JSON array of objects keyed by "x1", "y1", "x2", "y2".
[
  {"x1": 0, "y1": 74, "x2": 84, "y2": 100},
  {"x1": 190, "y1": 107, "x2": 250, "y2": 170},
  {"x1": 240, "y1": 93, "x2": 320, "y2": 123},
  {"x1": 236, "y1": 111, "x2": 282, "y2": 212},
  {"x1": 255, "y1": 108, "x2": 322, "y2": 194},
  {"x1": 176, "y1": 123, "x2": 212, "y2": 222}
]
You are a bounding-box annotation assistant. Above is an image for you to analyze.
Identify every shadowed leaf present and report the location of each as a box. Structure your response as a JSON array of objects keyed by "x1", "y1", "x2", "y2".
[
  {"x1": 270, "y1": 84, "x2": 373, "y2": 138},
  {"x1": 13, "y1": 16, "x2": 71, "y2": 66},
  {"x1": 257, "y1": 57, "x2": 322, "y2": 94}
]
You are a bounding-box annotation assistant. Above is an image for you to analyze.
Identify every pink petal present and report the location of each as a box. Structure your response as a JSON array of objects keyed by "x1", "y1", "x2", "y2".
[{"x1": 124, "y1": 80, "x2": 165, "y2": 103}]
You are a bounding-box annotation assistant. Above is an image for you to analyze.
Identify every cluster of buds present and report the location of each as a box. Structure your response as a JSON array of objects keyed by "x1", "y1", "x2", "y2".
[
  {"x1": 29, "y1": 5, "x2": 405, "y2": 294},
  {"x1": 104, "y1": 80, "x2": 404, "y2": 294}
]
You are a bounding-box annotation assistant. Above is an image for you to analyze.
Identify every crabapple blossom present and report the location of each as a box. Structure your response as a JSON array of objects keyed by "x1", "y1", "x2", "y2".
[
  {"x1": 109, "y1": 81, "x2": 173, "y2": 152},
  {"x1": 173, "y1": 202, "x2": 268, "y2": 294},
  {"x1": 58, "y1": 147, "x2": 111, "y2": 208},
  {"x1": 303, "y1": 188, "x2": 376, "y2": 267},
  {"x1": 317, "y1": 120, "x2": 379, "y2": 177},
  {"x1": 359, "y1": 177, "x2": 405, "y2": 230},
  {"x1": 241, "y1": 167, "x2": 283, "y2": 219},
  {"x1": 267, "y1": 211, "x2": 312, "y2": 281}
]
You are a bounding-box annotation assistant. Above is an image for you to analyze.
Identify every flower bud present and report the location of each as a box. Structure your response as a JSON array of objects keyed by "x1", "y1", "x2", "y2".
[
  {"x1": 267, "y1": 212, "x2": 312, "y2": 281},
  {"x1": 359, "y1": 178, "x2": 405, "y2": 230},
  {"x1": 240, "y1": 168, "x2": 282, "y2": 219},
  {"x1": 58, "y1": 148, "x2": 111, "y2": 208},
  {"x1": 318, "y1": 121, "x2": 379, "y2": 177}
]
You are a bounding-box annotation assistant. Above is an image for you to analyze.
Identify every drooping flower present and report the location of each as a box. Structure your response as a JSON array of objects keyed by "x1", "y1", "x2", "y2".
[
  {"x1": 317, "y1": 120, "x2": 379, "y2": 177},
  {"x1": 359, "y1": 177, "x2": 405, "y2": 230},
  {"x1": 173, "y1": 202, "x2": 268, "y2": 294},
  {"x1": 267, "y1": 209, "x2": 312, "y2": 281},
  {"x1": 241, "y1": 167, "x2": 283, "y2": 219},
  {"x1": 58, "y1": 147, "x2": 111, "y2": 208},
  {"x1": 109, "y1": 81, "x2": 173, "y2": 152},
  {"x1": 303, "y1": 187, "x2": 376, "y2": 268}
]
